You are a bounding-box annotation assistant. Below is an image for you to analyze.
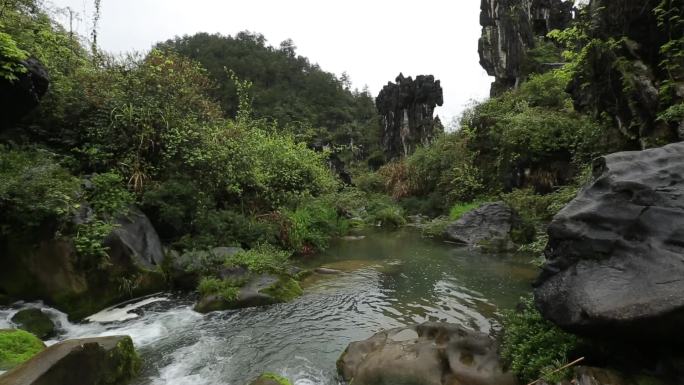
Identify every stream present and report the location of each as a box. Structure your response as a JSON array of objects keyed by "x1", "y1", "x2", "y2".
[{"x1": 0, "y1": 229, "x2": 538, "y2": 385}]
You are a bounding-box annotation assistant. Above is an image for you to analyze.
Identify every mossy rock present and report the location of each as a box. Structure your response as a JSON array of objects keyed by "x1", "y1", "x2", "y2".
[
  {"x1": 262, "y1": 277, "x2": 303, "y2": 302},
  {"x1": 11, "y1": 308, "x2": 56, "y2": 340},
  {"x1": 0, "y1": 335, "x2": 140, "y2": 384},
  {"x1": 194, "y1": 275, "x2": 303, "y2": 313},
  {"x1": 0, "y1": 329, "x2": 45, "y2": 370},
  {"x1": 249, "y1": 372, "x2": 293, "y2": 385}
]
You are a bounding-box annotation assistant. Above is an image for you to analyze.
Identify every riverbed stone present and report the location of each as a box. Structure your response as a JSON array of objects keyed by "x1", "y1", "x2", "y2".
[
  {"x1": 337, "y1": 322, "x2": 517, "y2": 385},
  {"x1": 10, "y1": 310, "x2": 55, "y2": 340},
  {"x1": 0, "y1": 335, "x2": 140, "y2": 385},
  {"x1": 443, "y1": 202, "x2": 526, "y2": 251},
  {"x1": 534, "y1": 142, "x2": 684, "y2": 343}
]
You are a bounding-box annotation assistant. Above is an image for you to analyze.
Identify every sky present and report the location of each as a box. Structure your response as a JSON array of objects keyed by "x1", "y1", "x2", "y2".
[{"x1": 49, "y1": 0, "x2": 493, "y2": 124}]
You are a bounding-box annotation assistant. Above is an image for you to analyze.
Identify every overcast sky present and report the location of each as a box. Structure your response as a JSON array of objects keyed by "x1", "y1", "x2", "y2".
[{"x1": 49, "y1": 0, "x2": 493, "y2": 123}]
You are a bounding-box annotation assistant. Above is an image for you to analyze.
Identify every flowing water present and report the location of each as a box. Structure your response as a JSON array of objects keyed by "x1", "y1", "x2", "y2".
[{"x1": 0, "y1": 229, "x2": 538, "y2": 385}]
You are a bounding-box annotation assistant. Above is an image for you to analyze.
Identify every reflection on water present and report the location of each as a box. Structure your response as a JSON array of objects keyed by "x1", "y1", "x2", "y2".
[{"x1": 0, "y1": 228, "x2": 537, "y2": 385}]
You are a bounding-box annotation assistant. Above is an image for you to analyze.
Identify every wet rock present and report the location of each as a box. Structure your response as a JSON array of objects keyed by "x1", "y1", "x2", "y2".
[
  {"x1": 0, "y1": 207, "x2": 166, "y2": 320},
  {"x1": 479, "y1": 0, "x2": 573, "y2": 96},
  {"x1": 0, "y1": 58, "x2": 50, "y2": 129},
  {"x1": 313, "y1": 267, "x2": 341, "y2": 275},
  {"x1": 534, "y1": 142, "x2": 684, "y2": 343},
  {"x1": 443, "y1": 202, "x2": 526, "y2": 251},
  {"x1": 194, "y1": 275, "x2": 302, "y2": 313},
  {"x1": 376, "y1": 73, "x2": 443, "y2": 159},
  {"x1": 10, "y1": 310, "x2": 55, "y2": 340},
  {"x1": 0, "y1": 335, "x2": 140, "y2": 385},
  {"x1": 337, "y1": 322, "x2": 517, "y2": 385}
]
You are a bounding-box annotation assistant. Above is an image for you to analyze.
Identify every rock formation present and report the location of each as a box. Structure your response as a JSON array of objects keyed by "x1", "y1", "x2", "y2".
[
  {"x1": 534, "y1": 142, "x2": 684, "y2": 343},
  {"x1": 0, "y1": 58, "x2": 50, "y2": 129},
  {"x1": 443, "y1": 202, "x2": 529, "y2": 251},
  {"x1": 337, "y1": 322, "x2": 517, "y2": 385},
  {"x1": 376, "y1": 73, "x2": 443, "y2": 159},
  {"x1": 479, "y1": 0, "x2": 573, "y2": 95}
]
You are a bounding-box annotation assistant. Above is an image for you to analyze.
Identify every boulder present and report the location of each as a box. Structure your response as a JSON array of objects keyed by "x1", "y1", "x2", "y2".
[
  {"x1": 10, "y1": 310, "x2": 55, "y2": 340},
  {"x1": 534, "y1": 142, "x2": 684, "y2": 343},
  {"x1": 0, "y1": 207, "x2": 166, "y2": 320},
  {"x1": 337, "y1": 322, "x2": 517, "y2": 385},
  {"x1": 0, "y1": 58, "x2": 50, "y2": 129},
  {"x1": 194, "y1": 275, "x2": 302, "y2": 313},
  {"x1": 105, "y1": 208, "x2": 166, "y2": 269},
  {"x1": 0, "y1": 336, "x2": 140, "y2": 385},
  {"x1": 443, "y1": 202, "x2": 525, "y2": 251}
]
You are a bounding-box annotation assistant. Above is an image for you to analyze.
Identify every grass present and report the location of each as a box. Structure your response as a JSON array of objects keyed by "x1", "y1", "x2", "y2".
[
  {"x1": 0, "y1": 329, "x2": 45, "y2": 370},
  {"x1": 197, "y1": 277, "x2": 240, "y2": 301}
]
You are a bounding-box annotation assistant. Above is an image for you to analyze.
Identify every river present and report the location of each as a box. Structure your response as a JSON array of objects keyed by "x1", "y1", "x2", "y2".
[{"x1": 0, "y1": 229, "x2": 538, "y2": 385}]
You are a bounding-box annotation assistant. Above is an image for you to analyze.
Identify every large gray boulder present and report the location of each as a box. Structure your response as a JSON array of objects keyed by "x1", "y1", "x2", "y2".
[
  {"x1": 443, "y1": 202, "x2": 523, "y2": 251},
  {"x1": 534, "y1": 142, "x2": 684, "y2": 343},
  {"x1": 0, "y1": 336, "x2": 139, "y2": 385},
  {"x1": 105, "y1": 208, "x2": 165, "y2": 269},
  {"x1": 337, "y1": 322, "x2": 517, "y2": 385}
]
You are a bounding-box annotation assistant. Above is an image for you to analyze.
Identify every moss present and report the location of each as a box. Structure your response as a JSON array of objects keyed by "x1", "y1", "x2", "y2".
[
  {"x1": 0, "y1": 329, "x2": 45, "y2": 370},
  {"x1": 262, "y1": 277, "x2": 303, "y2": 302},
  {"x1": 104, "y1": 336, "x2": 141, "y2": 384},
  {"x1": 256, "y1": 373, "x2": 293, "y2": 385},
  {"x1": 449, "y1": 202, "x2": 481, "y2": 220}
]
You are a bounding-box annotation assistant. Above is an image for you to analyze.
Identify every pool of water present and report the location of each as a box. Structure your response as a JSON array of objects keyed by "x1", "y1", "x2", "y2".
[{"x1": 0, "y1": 228, "x2": 538, "y2": 385}]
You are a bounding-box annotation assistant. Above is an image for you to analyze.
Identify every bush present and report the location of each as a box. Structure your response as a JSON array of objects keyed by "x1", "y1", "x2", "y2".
[
  {"x1": 501, "y1": 296, "x2": 579, "y2": 384},
  {"x1": 0, "y1": 147, "x2": 80, "y2": 230},
  {"x1": 225, "y1": 244, "x2": 292, "y2": 275},
  {"x1": 0, "y1": 329, "x2": 45, "y2": 370},
  {"x1": 281, "y1": 198, "x2": 347, "y2": 253}
]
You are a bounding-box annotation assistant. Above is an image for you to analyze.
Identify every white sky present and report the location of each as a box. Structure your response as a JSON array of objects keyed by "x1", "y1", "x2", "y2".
[{"x1": 49, "y1": 0, "x2": 493, "y2": 123}]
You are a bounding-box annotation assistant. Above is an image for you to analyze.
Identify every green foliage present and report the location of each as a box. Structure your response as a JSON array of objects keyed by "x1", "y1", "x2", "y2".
[
  {"x1": 449, "y1": 202, "x2": 482, "y2": 220},
  {"x1": 501, "y1": 296, "x2": 579, "y2": 383},
  {"x1": 197, "y1": 277, "x2": 239, "y2": 301},
  {"x1": 419, "y1": 216, "x2": 451, "y2": 238},
  {"x1": 0, "y1": 30, "x2": 28, "y2": 81},
  {"x1": 86, "y1": 172, "x2": 134, "y2": 217},
  {"x1": 157, "y1": 32, "x2": 382, "y2": 163},
  {"x1": 0, "y1": 329, "x2": 45, "y2": 370},
  {"x1": 73, "y1": 219, "x2": 116, "y2": 268},
  {"x1": 225, "y1": 244, "x2": 292, "y2": 275},
  {"x1": 281, "y1": 198, "x2": 346, "y2": 253},
  {"x1": 0, "y1": 147, "x2": 80, "y2": 231},
  {"x1": 261, "y1": 277, "x2": 303, "y2": 302}
]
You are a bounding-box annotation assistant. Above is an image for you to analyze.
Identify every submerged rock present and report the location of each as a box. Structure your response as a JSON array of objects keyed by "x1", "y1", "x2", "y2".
[
  {"x1": 443, "y1": 202, "x2": 528, "y2": 251},
  {"x1": 10, "y1": 310, "x2": 55, "y2": 340},
  {"x1": 0, "y1": 335, "x2": 140, "y2": 385},
  {"x1": 337, "y1": 322, "x2": 517, "y2": 385},
  {"x1": 248, "y1": 373, "x2": 293, "y2": 385},
  {"x1": 534, "y1": 142, "x2": 684, "y2": 343}
]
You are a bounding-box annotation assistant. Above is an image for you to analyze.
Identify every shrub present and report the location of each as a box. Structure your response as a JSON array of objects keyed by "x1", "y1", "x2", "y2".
[
  {"x1": 281, "y1": 198, "x2": 346, "y2": 253},
  {"x1": 197, "y1": 277, "x2": 239, "y2": 301},
  {"x1": 86, "y1": 172, "x2": 134, "y2": 217},
  {"x1": 0, "y1": 147, "x2": 81, "y2": 230},
  {"x1": 225, "y1": 244, "x2": 292, "y2": 275},
  {"x1": 0, "y1": 329, "x2": 45, "y2": 370},
  {"x1": 501, "y1": 296, "x2": 579, "y2": 384}
]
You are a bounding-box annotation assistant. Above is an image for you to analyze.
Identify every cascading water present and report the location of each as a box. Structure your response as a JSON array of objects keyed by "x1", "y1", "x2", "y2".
[{"x1": 0, "y1": 229, "x2": 537, "y2": 385}]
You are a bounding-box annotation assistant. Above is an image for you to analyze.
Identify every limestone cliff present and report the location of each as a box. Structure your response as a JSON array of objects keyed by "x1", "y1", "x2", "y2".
[
  {"x1": 478, "y1": 0, "x2": 573, "y2": 96},
  {"x1": 376, "y1": 74, "x2": 443, "y2": 159}
]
